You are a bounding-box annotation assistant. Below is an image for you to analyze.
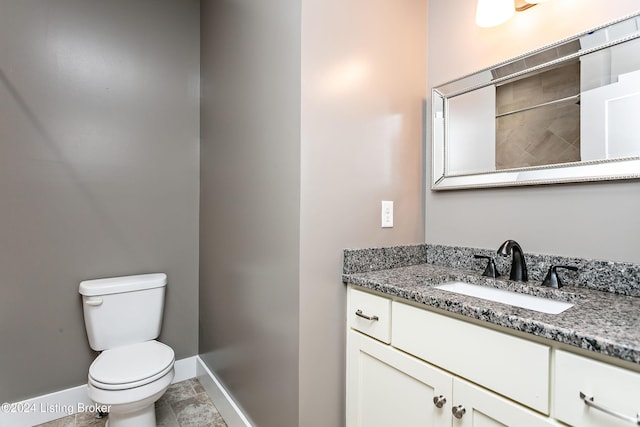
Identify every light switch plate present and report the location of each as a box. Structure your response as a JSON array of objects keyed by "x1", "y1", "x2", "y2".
[{"x1": 381, "y1": 201, "x2": 393, "y2": 228}]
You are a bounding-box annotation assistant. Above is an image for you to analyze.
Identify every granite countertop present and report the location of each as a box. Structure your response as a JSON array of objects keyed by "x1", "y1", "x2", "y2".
[{"x1": 343, "y1": 262, "x2": 640, "y2": 365}]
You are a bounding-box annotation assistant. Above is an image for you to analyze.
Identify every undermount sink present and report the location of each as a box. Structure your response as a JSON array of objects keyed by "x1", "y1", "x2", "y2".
[{"x1": 435, "y1": 281, "x2": 573, "y2": 314}]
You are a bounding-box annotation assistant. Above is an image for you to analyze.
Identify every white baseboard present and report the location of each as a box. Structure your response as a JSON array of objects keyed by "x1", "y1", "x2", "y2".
[
  {"x1": 0, "y1": 356, "x2": 199, "y2": 427},
  {"x1": 0, "y1": 383, "x2": 93, "y2": 427},
  {"x1": 195, "y1": 356, "x2": 253, "y2": 427},
  {"x1": 173, "y1": 355, "x2": 198, "y2": 383}
]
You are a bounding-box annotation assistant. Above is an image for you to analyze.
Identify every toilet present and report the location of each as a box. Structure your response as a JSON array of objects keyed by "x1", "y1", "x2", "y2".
[{"x1": 79, "y1": 273, "x2": 175, "y2": 427}]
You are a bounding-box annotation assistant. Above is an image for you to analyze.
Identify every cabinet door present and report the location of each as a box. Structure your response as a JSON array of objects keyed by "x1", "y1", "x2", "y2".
[
  {"x1": 451, "y1": 379, "x2": 558, "y2": 427},
  {"x1": 347, "y1": 330, "x2": 452, "y2": 427},
  {"x1": 554, "y1": 350, "x2": 640, "y2": 427}
]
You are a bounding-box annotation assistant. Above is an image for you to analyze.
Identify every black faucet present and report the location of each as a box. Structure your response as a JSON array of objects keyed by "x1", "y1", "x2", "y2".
[{"x1": 497, "y1": 240, "x2": 528, "y2": 282}]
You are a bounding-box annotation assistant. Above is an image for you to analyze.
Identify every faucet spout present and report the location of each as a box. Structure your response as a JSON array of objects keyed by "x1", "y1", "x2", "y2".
[{"x1": 497, "y1": 240, "x2": 528, "y2": 282}]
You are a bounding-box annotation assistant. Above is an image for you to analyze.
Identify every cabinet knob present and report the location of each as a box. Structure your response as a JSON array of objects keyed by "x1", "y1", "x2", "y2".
[
  {"x1": 452, "y1": 405, "x2": 466, "y2": 419},
  {"x1": 432, "y1": 395, "x2": 446, "y2": 408}
]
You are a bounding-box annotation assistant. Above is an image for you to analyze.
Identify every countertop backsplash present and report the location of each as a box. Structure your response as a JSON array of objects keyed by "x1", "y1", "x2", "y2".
[{"x1": 343, "y1": 244, "x2": 428, "y2": 274}]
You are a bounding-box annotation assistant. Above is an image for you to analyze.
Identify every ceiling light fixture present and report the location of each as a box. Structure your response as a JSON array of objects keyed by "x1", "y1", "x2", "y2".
[
  {"x1": 475, "y1": 0, "x2": 514, "y2": 28},
  {"x1": 476, "y1": 0, "x2": 549, "y2": 28}
]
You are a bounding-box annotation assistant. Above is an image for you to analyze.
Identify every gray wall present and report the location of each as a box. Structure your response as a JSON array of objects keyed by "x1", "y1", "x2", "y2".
[
  {"x1": 199, "y1": 1, "x2": 302, "y2": 426},
  {"x1": 199, "y1": 0, "x2": 426, "y2": 425},
  {"x1": 426, "y1": 0, "x2": 640, "y2": 263},
  {"x1": 0, "y1": 0, "x2": 200, "y2": 403}
]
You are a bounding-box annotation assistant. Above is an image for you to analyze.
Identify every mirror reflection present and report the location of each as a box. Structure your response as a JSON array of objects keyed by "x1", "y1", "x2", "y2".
[{"x1": 432, "y1": 13, "x2": 640, "y2": 190}]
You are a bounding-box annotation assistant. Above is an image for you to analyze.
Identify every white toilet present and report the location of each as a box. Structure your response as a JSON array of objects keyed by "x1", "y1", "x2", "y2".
[{"x1": 79, "y1": 273, "x2": 175, "y2": 427}]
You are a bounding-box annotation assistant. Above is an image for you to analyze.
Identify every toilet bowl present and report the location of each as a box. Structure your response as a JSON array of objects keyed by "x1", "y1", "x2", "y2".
[
  {"x1": 87, "y1": 340, "x2": 175, "y2": 427},
  {"x1": 79, "y1": 274, "x2": 175, "y2": 427}
]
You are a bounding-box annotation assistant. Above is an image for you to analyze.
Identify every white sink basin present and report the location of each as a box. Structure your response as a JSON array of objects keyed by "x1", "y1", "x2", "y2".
[{"x1": 435, "y1": 281, "x2": 573, "y2": 314}]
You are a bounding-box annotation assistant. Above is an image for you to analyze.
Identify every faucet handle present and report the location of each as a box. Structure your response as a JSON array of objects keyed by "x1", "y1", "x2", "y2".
[
  {"x1": 474, "y1": 255, "x2": 501, "y2": 278},
  {"x1": 542, "y1": 265, "x2": 578, "y2": 288}
]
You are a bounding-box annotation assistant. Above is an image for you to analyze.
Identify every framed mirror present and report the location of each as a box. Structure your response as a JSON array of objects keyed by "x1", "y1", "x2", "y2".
[{"x1": 432, "y1": 12, "x2": 640, "y2": 190}]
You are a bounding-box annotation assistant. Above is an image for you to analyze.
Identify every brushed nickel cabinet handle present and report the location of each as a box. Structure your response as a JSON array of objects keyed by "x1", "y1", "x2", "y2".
[
  {"x1": 580, "y1": 392, "x2": 640, "y2": 425},
  {"x1": 433, "y1": 395, "x2": 446, "y2": 408},
  {"x1": 452, "y1": 404, "x2": 466, "y2": 419},
  {"x1": 355, "y1": 309, "x2": 379, "y2": 321}
]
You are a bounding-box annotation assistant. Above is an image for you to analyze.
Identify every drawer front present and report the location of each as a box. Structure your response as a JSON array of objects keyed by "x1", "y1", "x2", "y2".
[
  {"x1": 554, "y1": 350, "x2": 640, "y2": 427},
  {"x1": 392, "y1": 301, "x2": 550, "y2": 414},
  {"x1": 348, "y1": 287, "x2": 391, "y2": 343}
]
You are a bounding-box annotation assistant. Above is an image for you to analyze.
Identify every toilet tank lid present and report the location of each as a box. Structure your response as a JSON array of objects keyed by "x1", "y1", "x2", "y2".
[{"x1": 79, "y1": 273, "x2": 167, "y2": 296}]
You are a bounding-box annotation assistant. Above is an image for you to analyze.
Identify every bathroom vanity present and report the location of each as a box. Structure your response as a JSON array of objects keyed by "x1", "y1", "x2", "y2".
[
  {"x1": 344, "y1": 11, "x2": 640, "y2": 427},
  {"x1": 343, "y1": 245, "x2": 640, "y2": 427}
]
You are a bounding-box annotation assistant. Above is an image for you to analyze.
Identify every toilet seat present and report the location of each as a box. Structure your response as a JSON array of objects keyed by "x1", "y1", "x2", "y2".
[{"x1": 89, "y1": 340, "x2": 174, "y2": 390}]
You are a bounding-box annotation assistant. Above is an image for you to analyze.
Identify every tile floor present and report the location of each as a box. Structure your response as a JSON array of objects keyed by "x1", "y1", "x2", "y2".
[{"x1": 34, "y1": 378, "x2": 227, "y2": 427}]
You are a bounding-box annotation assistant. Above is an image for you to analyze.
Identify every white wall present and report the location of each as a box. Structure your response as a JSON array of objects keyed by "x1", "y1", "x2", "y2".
[{"x1": 426, "y1": 0, "x2": 640, "y2": 263}]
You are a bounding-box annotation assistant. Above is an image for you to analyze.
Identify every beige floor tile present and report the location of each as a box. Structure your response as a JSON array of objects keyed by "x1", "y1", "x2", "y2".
[
  {"x1": 32, "y1": 379, "x2": 225, "y2": 427},
  {"x1": 33, "y1": 417, "x2": 75, "y2": 427},
  {"x1": 171, "y1": 393, "x2": 226, "y2": 427}
]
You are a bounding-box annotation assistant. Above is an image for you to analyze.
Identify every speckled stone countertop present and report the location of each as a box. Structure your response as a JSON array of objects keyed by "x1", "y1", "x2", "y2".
[{"x1": 343, "y1": 244, "x2": 640, "y2": 365}]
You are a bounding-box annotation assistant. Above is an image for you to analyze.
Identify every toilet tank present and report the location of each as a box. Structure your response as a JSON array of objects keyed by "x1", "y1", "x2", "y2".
[{"x1": 79, "y1": 273, "x2": 167, "y2": 351}]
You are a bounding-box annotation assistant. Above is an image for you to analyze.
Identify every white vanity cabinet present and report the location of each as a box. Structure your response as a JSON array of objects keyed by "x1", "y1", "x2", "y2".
[{"x1": 347, "y1": 286, "x2": 559, "y2": 427}]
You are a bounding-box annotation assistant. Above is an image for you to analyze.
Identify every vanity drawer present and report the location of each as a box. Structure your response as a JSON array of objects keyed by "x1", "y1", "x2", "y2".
[
  {"x1": 554, "y1": 350, "x2": 640, "y2": 427},
  {"x1": 348, "y1": 287, "x2": 391, "y2": 344},
  {"x1": 392, "y1": 301, "x2": 550, "y2": 414}
]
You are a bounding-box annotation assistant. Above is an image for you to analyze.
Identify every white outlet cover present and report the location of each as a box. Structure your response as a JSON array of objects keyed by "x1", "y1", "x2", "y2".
[{"x1": 381, "y1": 201, "x2": 393, "y2": 228}]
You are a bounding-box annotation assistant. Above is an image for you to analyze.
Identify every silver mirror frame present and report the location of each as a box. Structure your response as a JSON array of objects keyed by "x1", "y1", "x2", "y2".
[{"x1": 431, "y1": 12, "x2": 640, "y2": 191}]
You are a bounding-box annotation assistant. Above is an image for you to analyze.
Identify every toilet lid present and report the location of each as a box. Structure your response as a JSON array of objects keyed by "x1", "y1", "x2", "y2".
[{"x1": 89, "y1": 340, "x2": 174, "y2": 388}]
